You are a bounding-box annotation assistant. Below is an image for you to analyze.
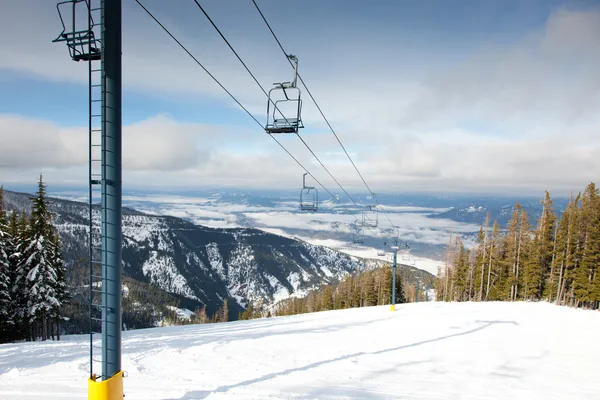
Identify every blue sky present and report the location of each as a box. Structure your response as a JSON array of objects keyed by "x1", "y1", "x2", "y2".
[{"x1": 1, "y1": 0, "x2": 599, "y2": 196}]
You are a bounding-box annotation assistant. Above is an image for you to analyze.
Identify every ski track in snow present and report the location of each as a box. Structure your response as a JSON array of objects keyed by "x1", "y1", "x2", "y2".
[{"x1": 1, "y1": 302, "x2": 599, "y2": 399}]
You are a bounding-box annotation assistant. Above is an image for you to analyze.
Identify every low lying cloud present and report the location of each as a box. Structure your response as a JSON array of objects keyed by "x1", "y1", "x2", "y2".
[
  {"x1": 0, "y1": 115, "x2": 84, "y2": 169},
  {"x1": 122, "y1": 116, "x2": 208, "y2": 171},
  {"x1": 119, "y1": 193, "x2": 481, "y2": 248},
  {"x1": 0, "y1": 114, "x2": 218, "y2": 174}
]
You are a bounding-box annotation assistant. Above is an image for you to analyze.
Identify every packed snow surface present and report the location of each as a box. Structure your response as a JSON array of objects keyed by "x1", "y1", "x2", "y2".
[{"x1": 1, "y1": 301, "x2": 599, "y2": 399}]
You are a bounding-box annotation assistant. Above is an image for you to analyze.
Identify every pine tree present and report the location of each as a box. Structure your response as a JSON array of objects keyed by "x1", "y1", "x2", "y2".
[
  {"x1": 362, "y1": 273, "x2": 377, "y2": 306},
  {"x1": 516, "y1": 210, "x2": 534, "y2": 300},
  {"x1": 503, "y1": 203, "x2": 523, "y2": 301},
  {"x1": 0, "y1": 186, "x2": 5, "y2": 224},
  {"x1": 239, "y1": 300, "x2": 254, "y2": 320},
  {"x1": 8, "y1": 211, "x2": 18, "y2": 238},
  {"x1": 11, "y1": 212, "x2": 30, "y2": 339},
  {"x1": 216, "y1": 299, "x2": 229, "y2": 322},
  {"x1": 333, "y1": 287, "x2": 343, "y2": 309},
  {"x1": 573, "y1": 183, "x2": 600, "y2": 308},
  {"x1": 521, "y1": 234, "x2": 540, "y2": 301},
  {"x1": 380, "y1": 265, "x2": 392, "y2": 305},
  {"x1": 477, "y1": 213, "x2": 491, "y2": 301},
  {"x1": 485, "y1": 221, "x2": 501, "y2": 301},
  {"x1": 466, "y1": 248, "x2": 475, "y2": 300},
  {"x1": 0, "y1": 187, "x2": 14, "y2": 341},
  {"x1": 453, "y1": 239, "x2": 469, "y2": 301},
  {"x1": 395, "y1": 270, "x2": 406, "y2": 304},
  {"x1": 15, "y1": 175, "x2": 62, "y2": 340},
  {"x1": 534, "y1": 192, "x2": 557, "y2": 300},
  {"x1": 341, "y1": 275, "x2": 353, "y2": 308},
  {"x1": 554, "y1": 194, "x2": 581, "y2": 305},
  {"x1": 50, "y1": 231, "x2": 68, "y2": 339},
  {"x1": 195, "y1": 304, "x2": 208, "y2": 323},
  {"x1": 322, "y1": 285, "x2": 333, "y2": 310},
  {"x1": 352, "y1": 275, "x2": 361, "y2": 307}
]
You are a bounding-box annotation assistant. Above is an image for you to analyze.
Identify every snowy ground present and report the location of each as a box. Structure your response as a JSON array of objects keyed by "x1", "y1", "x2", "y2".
[{"x1": 1, "y1": 301, "x2": 599, "y2": 399}]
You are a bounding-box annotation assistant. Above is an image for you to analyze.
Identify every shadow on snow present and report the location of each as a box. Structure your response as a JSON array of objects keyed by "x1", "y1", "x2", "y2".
[{"x1": 163, "y1": 319, "x2": 517, "y2": 400}]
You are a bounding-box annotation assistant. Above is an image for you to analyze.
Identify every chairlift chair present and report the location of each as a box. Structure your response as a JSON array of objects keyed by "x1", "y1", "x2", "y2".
[
  {"x1": 401, "y1": 253, "x2": 415, "y2": 266},
  {"x1": 352, "y1": 234, "x2": 364, "y2": 245},
  {"x1": 351, "y1": 221, "x2": 364, "y2": 244},
  {"x1": 361, "y1": 205, "x2": 378, "y2": 228},
  {"x1": 265, "y1": 55, "x2": 304, "y2": 134},
  {"x1": 53, "y1": 0, "x2": 101, "y2": 62},
  {"x1": 299, "y1": 173, "x2": 318, "y2": 212},
  {"x1": 376, "y1": 239, "x2": 387, "y2": 256}
]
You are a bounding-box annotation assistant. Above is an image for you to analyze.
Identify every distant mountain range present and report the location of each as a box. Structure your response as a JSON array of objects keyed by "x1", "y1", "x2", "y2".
[
  {"x1": 21, "y1": 187, "x2": 572, "y2": 266},
  {"x1": 427, "y1": 197, "x2": 569, "y2": 226},
  {"x1": 3, "y1": 190, "x2": 432, "y2": 319}
]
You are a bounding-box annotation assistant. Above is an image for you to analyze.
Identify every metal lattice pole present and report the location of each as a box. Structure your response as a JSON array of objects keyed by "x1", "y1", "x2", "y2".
[
  {"x1": 52, "y1": 1, "x2": 123, "y2": 397},
  {"x1": 100, "y1": 0, "x2": 123, "y2": 382},
  {"x1": 391, "y1": 248, "x2": 397, "y2": 311}
]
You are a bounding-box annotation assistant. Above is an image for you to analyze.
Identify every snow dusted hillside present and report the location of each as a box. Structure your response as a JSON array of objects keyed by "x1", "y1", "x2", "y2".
[
  {"x1": 3, "y1": 190, "x2": 431, "y2": 317},
  {"x1": 1, "y1": 301, "x2": 598, "y2": 399}
]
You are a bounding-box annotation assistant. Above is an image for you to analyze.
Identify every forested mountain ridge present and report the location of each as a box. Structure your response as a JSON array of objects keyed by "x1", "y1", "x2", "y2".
[{"x1": 2, "y1": 189, "x2": 432, "y2": 321}]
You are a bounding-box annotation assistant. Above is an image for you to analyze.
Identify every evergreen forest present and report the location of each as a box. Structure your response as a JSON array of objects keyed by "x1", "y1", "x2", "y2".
[
  {"x1": 251, "y1": 265, "x2": 433, "y2": 319},
  {"x1": 0, "y1": 177, "x2": 68, "y2": 342},
  {"x1": 435, "y1": 183, "x2": 600, "y2": 310},
  {"x1": 0, "y1": 177, "x2": 230, "y2": 344}
]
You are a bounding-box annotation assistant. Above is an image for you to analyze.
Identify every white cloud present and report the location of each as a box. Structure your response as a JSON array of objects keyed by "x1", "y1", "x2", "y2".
[
  {"x1": 246, "y1": 211, "x2": 355, "y2": 233},
  {"x1": 122, "y1": 116, "x2": 207, "y2": 171},
  {"x1": 0, "y1": 115, "x2": 84, "y2": 169},
  {"x1": 399, "y1": 8, "x2": 600, "y2": 132},
  {"x1": 0, "y1": 114, "x2": 224, "y2": 177},
  {"x1": 1, "y1": 3, "x2": 599, "y2": 194},
  {"x1": 123, "y1": 195, "x2": 215, "y2": 205}
]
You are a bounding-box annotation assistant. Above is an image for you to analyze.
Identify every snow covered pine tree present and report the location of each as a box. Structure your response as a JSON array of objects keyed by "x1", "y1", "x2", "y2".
[
  {"x1": 0, "y1": 187, "x2": 15, "y2": 342},
  {"x1": 14, "y1": 175, "x2": 67, "y2": 341}
]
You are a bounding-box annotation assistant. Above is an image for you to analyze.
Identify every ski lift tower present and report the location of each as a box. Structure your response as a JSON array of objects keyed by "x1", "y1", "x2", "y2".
[
  {"x1": 53, "y1": 1, "x2": 123, "y2": 398},
  {"x1": 299, "y1": 173, "x2": 318, "y2": 211},
  {"x1": 388, "y1": 228, "x2": 408, "y2": 312},
  {"x1": 390, "y1": 241, "x2": 399, "y2": 311}
]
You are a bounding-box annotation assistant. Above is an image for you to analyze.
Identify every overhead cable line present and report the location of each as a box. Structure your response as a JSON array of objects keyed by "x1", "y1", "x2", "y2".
[
  {"x1": 191, "y1": 0, "x2": 278, "y2": 114},
  {"x1": 250, "y1": 0, "x2": 397, "y2": 229},
  {"x1": 191, "y1": 0, "x2": 360, "y2": 208},
  {"x1": 134, "y1": 0, "x2": 349, "y2": 211},
  {"x1": 293, "y1": 133, "x2": 358, "y2": 207}
]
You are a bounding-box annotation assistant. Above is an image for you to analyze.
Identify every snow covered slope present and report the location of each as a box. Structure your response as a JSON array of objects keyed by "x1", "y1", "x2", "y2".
[{"x1": 1, "y1": 301, "x2": 598, "y2": 399}]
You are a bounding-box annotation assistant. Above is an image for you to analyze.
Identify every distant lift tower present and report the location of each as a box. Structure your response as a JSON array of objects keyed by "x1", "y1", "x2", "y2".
[
  {"x1": 362, "y1": 205, "x2": 378, "y2": 228},
  {"x1": 53, "y1": 1, "x2": 124, "y2": 399},
  {"x1": 300, "y1": 173, "x2": 318, "y2": 212},
  {"x1": 265, "y1": 55, "x2": 304, "y2": 134},
  {"x1": 390, "y1": 240, "x2": 400, "y2": 312}
]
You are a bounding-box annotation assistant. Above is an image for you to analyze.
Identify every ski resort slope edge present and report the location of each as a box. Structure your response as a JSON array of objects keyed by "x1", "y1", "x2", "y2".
[{"x1": 0, "y1": 301, "x2": 599, "y2": 400}]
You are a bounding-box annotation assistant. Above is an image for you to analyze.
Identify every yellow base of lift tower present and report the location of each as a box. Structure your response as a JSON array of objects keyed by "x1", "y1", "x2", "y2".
[{"x1": 88, "y1": 372, "x2": 124, "y2": 400}]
